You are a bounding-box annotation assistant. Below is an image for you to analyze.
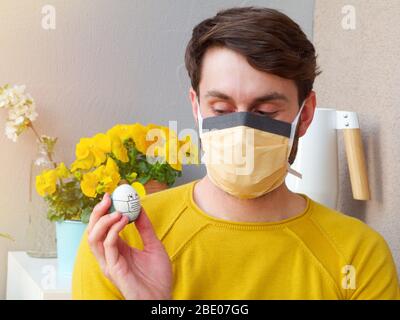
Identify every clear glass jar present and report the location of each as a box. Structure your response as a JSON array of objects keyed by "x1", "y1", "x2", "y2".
[{"x1": 26, "y1": 139, "x2": 57, "y2": 258}]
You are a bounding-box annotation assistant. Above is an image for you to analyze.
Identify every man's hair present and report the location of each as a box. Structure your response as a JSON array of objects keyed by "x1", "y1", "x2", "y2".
[{"x1": 184, "y1": 6, "x2": 321, "y2": 106}]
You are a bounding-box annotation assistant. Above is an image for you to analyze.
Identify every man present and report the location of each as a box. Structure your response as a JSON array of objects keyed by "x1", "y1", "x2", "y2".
[{"x1": 72, "y1": 7, "x2": 399, "y2": 299}]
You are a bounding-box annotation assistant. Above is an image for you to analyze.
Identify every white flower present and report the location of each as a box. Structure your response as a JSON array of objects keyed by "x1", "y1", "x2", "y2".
[
  {"x1": 0, "y1": 84, "x2": 26, "y2": 109},
  {"x1": 5, "y1": 121, "x2": 18, "y2": 142},
  {"x1": 0, "y1": 84, "x2": 39, "y2": 142}
]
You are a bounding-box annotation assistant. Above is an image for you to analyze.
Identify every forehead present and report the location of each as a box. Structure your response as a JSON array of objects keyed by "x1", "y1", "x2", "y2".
[{"x1": 199, "y1": 46, "x2": 298, "y2": 103}]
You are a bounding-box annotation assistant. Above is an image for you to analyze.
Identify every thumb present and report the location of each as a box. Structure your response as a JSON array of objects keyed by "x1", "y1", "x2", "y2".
[{"x1": 134, "y1": 208, "x2": 161, "y2": 249}]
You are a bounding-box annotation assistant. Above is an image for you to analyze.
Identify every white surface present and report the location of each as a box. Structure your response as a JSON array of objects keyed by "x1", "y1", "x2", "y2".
[
  {"x1": 336, "y1": 110, "x2": 360, "y2": 129},
  {"x1": 6, "y1": 251, "x2": 71, "y2": 300},
  {"x1": 286, "y1": 108, "x2": 340, "y2": 209}
]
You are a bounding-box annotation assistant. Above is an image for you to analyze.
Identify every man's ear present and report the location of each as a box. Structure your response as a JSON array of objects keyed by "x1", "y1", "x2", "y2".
[
  {"x1": 297, "y1": 91, "x2": 317, "y2": 138},
  {"x1": 189, "y1": 87, "x2": 199, "y2": 126}
]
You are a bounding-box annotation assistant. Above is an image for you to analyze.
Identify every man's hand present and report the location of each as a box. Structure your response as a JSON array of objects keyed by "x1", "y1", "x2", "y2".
[{"x1": 87, "y1": 193, "x2": 173, "y2": 300}]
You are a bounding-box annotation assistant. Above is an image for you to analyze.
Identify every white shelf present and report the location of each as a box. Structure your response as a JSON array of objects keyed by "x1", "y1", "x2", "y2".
[{"x1": 6, "y1": 251, "x2": 71, "y2": 300}]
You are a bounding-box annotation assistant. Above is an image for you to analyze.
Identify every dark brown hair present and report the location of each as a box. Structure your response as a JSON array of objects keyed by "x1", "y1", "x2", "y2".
[{"x1": 184, "y1": 6, "x2": 321, "y2": 106}]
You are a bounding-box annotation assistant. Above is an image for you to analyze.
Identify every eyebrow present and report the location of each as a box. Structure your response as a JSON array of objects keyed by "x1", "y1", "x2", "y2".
[{"x1": 204, "y1": 90, "x2": 289, "y2": 105}]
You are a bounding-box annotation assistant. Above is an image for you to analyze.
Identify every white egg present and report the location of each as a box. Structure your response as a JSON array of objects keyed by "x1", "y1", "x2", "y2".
[{"x1": 109, "y1": 184, "x2": 141, "y2": 223}]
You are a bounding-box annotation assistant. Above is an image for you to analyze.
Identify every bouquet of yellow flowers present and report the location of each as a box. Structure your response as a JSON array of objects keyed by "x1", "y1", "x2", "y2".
[{"x1": 35, "y1": 123, "x2": 197, "y2": 223}]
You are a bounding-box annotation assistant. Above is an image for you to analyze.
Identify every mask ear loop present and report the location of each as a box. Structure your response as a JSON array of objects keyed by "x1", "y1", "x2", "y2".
[
  {"x1": 196, "y1": 97, "x2": 206, "y2": 164},
  {"x1": 196, "y1": 97, "x2": 204, "y2": 137},
  {"x1": 287, "y1": 163, "x2": 303, "y2": 179},
  {"x1": 287, "y1": 100, "x2": 306, "y2": 179}
]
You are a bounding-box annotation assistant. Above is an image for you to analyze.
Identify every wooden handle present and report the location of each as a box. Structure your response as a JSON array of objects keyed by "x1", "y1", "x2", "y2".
[{"x1": 343, "y1": 128, "x2": 371, "y2": 200}]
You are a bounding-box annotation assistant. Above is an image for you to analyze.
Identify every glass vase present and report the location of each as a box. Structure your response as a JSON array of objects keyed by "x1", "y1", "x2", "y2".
[{"x1": 26, "y1": 139, "x2": 57, "y2": 258}]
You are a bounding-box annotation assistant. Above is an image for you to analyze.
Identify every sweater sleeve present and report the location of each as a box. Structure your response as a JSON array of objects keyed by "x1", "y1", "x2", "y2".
[{"x1": 348, "y1": 230, "x2": 400, "y2": 300}]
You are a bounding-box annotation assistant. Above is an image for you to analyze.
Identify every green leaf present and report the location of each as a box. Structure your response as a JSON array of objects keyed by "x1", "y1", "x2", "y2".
[
  {"x1": 138, "y1": 175, "x2": 151, "y2": 185},
  {"x1": 81, "y1": 207, "x2": 92, "y2": 224},
  {"x1": 138, "y1": 161, "x2": 149, "y2": 173}
]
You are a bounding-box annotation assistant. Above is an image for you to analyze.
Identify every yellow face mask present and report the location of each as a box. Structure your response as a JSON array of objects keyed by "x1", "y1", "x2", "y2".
[{"x1": 197, "y1": 99, "x2": 304, "y2": 199}]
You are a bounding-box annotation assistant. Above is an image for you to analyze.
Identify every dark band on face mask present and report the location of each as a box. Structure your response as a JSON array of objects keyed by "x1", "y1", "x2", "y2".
[{"x1": 201, "y1": 111, "x2": 292, "y2": 138}]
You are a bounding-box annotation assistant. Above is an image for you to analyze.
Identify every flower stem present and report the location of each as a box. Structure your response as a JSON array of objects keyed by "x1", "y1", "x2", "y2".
[
  {"x1": 28, "y1": 122, "x2": 57, "y2": 169},
  {"x1": 28, "y1": 123, "x2": 65, "y2": 190}
]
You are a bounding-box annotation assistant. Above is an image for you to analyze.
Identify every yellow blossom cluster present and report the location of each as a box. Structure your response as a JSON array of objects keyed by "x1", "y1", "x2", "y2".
[
  {"x1": 35, "y1": 162, "x2": 69, "y2": 197},
  {"x1": 35, "y1": 123, "x2": 197, "y2": 199}
]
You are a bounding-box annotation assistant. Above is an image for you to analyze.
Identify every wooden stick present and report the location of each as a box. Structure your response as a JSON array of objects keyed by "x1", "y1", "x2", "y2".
[{"x1": 343, "y1": 128, "x2": 371, "y2": 200}]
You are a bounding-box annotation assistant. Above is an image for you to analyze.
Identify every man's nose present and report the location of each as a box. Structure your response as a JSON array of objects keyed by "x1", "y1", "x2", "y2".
[{"x1": 236, "y1": 104, "x2": 252, "y2": 113}]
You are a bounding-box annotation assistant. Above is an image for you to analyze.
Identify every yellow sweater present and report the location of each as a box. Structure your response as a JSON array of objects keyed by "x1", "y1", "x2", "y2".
[{"x1": 72, "y1": 181, "x2": 400, "y2": 299}]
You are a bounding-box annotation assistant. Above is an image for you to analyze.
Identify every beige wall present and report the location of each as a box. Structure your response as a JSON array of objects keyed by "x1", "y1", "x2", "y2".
[{"x1": 314, "y1": 0, "x2": 400, "y2": 275}]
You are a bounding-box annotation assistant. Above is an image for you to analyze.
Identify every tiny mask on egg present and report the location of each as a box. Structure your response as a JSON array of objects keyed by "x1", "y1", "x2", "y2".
[{"x1": 109, "y1": 184, "x2": 142, "y2": 223}]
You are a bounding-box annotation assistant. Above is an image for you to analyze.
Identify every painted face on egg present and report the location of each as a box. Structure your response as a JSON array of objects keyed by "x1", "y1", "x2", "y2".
[{"x1": 109, "y1": 184, "x2": 142, "y2": 223}]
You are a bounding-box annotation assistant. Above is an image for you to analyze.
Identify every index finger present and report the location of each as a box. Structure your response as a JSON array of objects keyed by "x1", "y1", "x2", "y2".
[{"x1": 88, "y1": 193, "x2": 112, "y2": 234}]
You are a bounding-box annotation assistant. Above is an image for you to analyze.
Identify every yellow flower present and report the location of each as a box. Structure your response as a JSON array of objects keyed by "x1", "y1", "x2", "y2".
[
  {"x1": 35, "y1": 169, "x2": 57, "y2": 197},
  {"x1": 111, "y1": 136, "x2": 129, "y2": 163},
  {"x1": 75, "y1": 137, "x2": 91, "y2": 159},
  {"x1": 131, "y1": 123, "x2": 151, "y2": 154},
  {"x1": 106, "y1": 125, "x2": 129, "y2": 163},
  {"x1": 92, "y1": 133, "x2": 112, "y2": 163},
  {"x1": 143, "y1": 124, "x2": 189, "y2": 171},
  {"x1": 157, "y1": 126, "x2": 184, "y2": 170},
  {"x1": 72, "y1": 134, "x2": 111, "y2": 171},
  {"x1": 108, "y1": 123, "x2": 164, "y2": 156},
  {"x1": 168, "y1": 160, "x2": 182, "y2": 171},
  {"x1": 178, "y1": 134, "x2": 199, "y2": 165},
  {"x1": 107, "y1": 124, "x2": 129, "y2": 141},
  {"x1": 145, "y1": 125, "x2": 166, "y2": 158},
  {"x1": 80, "y1": 157, "x2": 121, "y2": 198},
  {"x1": 165, "y1": 128, "x2": 180, "y2": 169},
  {"x1": 98, "y1": 158, "x2": 121, "y2": 194},
  {"x1": 131, "y1": 182, "x2": 146, "y2": 198},
  {"x1": 146, "y1": 123, "x2": 160, "y2": 131},
  {"x1": 80, "y1": 172, "x2": 99, "y2": 198},
  {"x1": 71, "y1": 156, "x2": 94, "y2": 172},
  {"x1": 105, "y1": 156, "x2": 118, "y2": 172},
  {"x1": 55, "y1": 162, "x2": 70, "y2": 179}
]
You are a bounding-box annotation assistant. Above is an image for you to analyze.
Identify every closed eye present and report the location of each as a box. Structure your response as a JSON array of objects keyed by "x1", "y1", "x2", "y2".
[
  {"x1": 213, "y1": 108, "x2": 233, "y2": 115},
  {"x1": 254, "y1": 110, "x2": 278, "y2": 117}
]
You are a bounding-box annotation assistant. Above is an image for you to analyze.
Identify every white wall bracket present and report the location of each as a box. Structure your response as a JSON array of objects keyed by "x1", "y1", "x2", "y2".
[{"x1": 336, "y1": 111, "x2": 360, "y2": 129}]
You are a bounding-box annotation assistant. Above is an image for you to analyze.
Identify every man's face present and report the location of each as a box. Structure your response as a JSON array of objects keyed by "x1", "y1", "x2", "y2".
[{"x1": 190, "y1": 46, "x2": 316, "y2": 139}]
